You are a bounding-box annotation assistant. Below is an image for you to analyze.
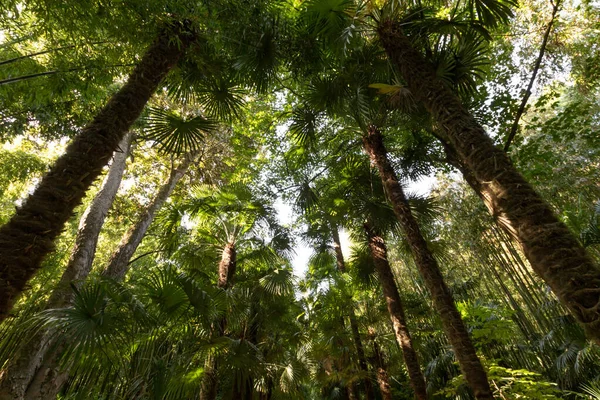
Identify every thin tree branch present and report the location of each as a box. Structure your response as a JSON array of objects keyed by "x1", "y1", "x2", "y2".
[
  {"x1": 504, "y1": 0, "x2": 561, "y2": 152},
  {"x1": 127, "y1": 250, "x2": 161, "y2": 266},
  {"x1": 0, "y1": 41, "x2": 108, "y2": 67},
  {"x1": 0, "y1": 63, "x2": 135, "y2": 86}
]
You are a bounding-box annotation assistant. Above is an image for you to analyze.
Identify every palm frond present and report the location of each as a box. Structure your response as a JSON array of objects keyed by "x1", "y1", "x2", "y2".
[
  {"x1": 196, "y1": 76, "x2": 246, "y2": 122},
  {"x1": 260, "y1": 268, "x2": 295, "y2": 297},
  {"x1": 143, "y1": 108, "x2": 217, "y2": 154}
]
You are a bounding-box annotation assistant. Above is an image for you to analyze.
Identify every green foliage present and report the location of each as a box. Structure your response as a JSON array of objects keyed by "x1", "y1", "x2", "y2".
[
  {"x1": 143, "y1": 107, "x2": 218, "y2": 154},
  {"x1": 440, "y1": 364, "x2": 565, "y2": 399},
  {"x1": 1, "y1": 0, "x2": 600, "y2": 398},
  {"x1": 457, "y1": 300, "x2": 516, "y2": 347}
]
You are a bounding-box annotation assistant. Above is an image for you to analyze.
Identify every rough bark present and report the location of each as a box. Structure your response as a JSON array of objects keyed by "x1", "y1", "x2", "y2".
[
  {"x1": 102, "y1": 151, "x2": 198, "y2": 280},
  {"x1": 23, "y1": 152, "x2": 197, "y2": 400},
  {"x1": 218, "y1": 242, "x2": 237, "y2": 290},
  {"x1": 200, "y1": 241, "x2": 237, "y2": 400},
  {"x1": 364, "y1": 222, "x2": 428, "y2": 400},
  {"x1": 363, "y1": 127, "x2": 492, "y2": 399},
  {"x1": 331, "y1": 228, "x2": 375, "y2": 400},
  {"x1": 0, "y1": 24, "x2": 195, "y2": 322},
  {"x1": 0, "y1": 134, "x2": 133, "y2": 400},
  {"x1": 378, "y1": 21, "x2": 600, "y2": 343}
]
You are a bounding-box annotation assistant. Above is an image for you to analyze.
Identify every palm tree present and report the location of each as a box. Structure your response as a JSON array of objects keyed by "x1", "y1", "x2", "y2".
[
  {"x1": 0, "y1": 132, "x2": 134, "y2": 400},
  {"x1": 363, "y1": 221, "x2": 428, "y2": 400},
  {"x1": 363, "y1": 126, "x2": 492, "y2": 399},
  {"x1": 163, "y1": 183, "x2": 290, "y2": 400},
  {"x1": 374, "y1": 5, "x2": 600, "y2": 343},
  {"x1": 0, "y1": 22, "x2": 196, "y2": 321},
  {"x1": 19, "y1": 143, "x2": 202, "y2": 400}
]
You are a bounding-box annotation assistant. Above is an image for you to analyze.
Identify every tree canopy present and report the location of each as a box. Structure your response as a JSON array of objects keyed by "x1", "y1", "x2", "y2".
[{"x1": 0, "y1": 0, "x2": 599, "y2": 399}]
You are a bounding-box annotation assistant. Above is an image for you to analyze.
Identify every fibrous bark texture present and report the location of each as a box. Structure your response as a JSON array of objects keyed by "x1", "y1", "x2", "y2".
[
  {"x1": 200, "y1": 241, "x2": 237, "y2": 400},
  {"x1": 0, "y1": 133, "x2": 133, "y2": 400},
  {"x1": 363, "y1": 127, "x2": 492, "y2": 399},
  {"x1": 0, "y1": 24, "x2": 195, "y2": 321},
  {"x1": 218, "y1": 242, "x2": 237, "y2": 290},
  {"x1": 378, "y1": 21, "x2": 600, "y2": 343},
  {"x1": 364, "y1": 222, "x2": 428, "y2": 400},
  {"x1": 25, "y1": 152, "x2": 197, "y2": 400}
]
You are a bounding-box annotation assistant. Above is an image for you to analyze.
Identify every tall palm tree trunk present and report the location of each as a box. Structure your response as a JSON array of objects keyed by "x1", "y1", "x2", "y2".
[
  {"x1": 200, "y1": 241, "x2": 237, "y2": 400},
  {"x1": 0, "y1": 23, "x2": 195, "y2": 322},
  {"x1": 364, "y1": 222, "x2": 429, "y2": 400},
  {"x1": 22, "y1": 152, "x2": 197, "y2": 400},
  {"x1": 363, "y1": 127, "x2": 492, "y2": 399},
  {"x1": 331, "y1": 228, "x2": 376, "y2": 400},
  {"x1": 0, "y1": 133, "x2": 133, "y2": 400},
  {"x1": 378, "y1": 21, "x2": 600, "y2": 342}
]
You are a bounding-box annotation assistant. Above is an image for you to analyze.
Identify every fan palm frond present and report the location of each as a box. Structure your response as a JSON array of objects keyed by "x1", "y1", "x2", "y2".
[
  {"x1": 260, "y1": 268, "x2": 295, "y2": 297},
  {"x1": 143, "y1": 107, "x2": 218, "y2": 154},
  {"x1": 196, "y1": 76, "x2": 246, "y2": 122}
]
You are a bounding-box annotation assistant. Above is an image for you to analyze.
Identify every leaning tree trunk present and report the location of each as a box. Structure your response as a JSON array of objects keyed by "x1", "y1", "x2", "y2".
[
  {"x1": 23, "y1": 152, "x2": 198, "y2": 400},
  {"x1": 331, "y1": 227, "x2": 376, "y2": 400},
  {"x1": 0, "y1": 134, "x2": 133, "y2": 400},
  {"x1": 378, "y1": 21, "x2": 600, "y2": 342},
  {"x1": 363, "y1": 127, "x2": 492, "y2": 399},
  {"x1": 363, "y1": 222, "x2": 428, "y2": 400},
  {"x1": 0, "y1": 23, "x2": 195, "y2": 322},
  {"x1": 200, "y1": 241, "x2": 237, "y2": 400},
  {"x1": 101, "y1": 151, "x2": 198, "y2": 280}
]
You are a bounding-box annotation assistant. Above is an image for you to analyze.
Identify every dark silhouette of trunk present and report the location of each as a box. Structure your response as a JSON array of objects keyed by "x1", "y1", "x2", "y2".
[
  {"x1": 363, "y1": 222, "x2": 428, "y2": 400},
  {"x1": 22, "y1": 152, "x2": 197, "y2": 400},
  {"x1": 378, "y1": 21, "x2": 600, "y2": 343},
  {"x1": 200, "y1": 241, "x2": 237, "y2": 400},
  {"x1": 0, "y1": 134, "x2": 133, "y2": 400},
  {"x1": 331, "y1": 227, "x2": 375, "y2": 400},
  {"x1": 368, "y1": 329, "x2": 393, "y2": 400},
  {"x1": 0, "y1": 24, "x2": 195, "y2": 321},
  {"x1": 363, "y1": 127, "x2": 492, "y2": 399}
]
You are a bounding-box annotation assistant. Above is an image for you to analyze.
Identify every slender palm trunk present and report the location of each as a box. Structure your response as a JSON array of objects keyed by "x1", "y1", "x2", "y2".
[
  {"x1": 0, "y1": 24, "x2": 195, "y2": 321},
  {"x1": 0, "y1": 134, "x2": 133, "y2": 400},
  {"x1": 378, "y1": 21, "x2": 600, "y2": 342},
  {"x1": 200, "y1": 241, "x2": 237, "y2": 400},
  {"x1": 364, "y1": 222, "x2": 428, "y2": 400},
  {"x1": 23, "y1": 152, "x2": 197, "y2": 400},
  {"x1": 363, "y1": 127, "x2": 492, "y2": 399},
  {"x1": 331, "y1": 228, "x2": 375, "y2": 400}
]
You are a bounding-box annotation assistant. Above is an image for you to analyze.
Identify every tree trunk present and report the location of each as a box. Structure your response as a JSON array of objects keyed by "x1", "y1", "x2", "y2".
[
  {"x1": 23, "y1": 152, "x2": 197, "y2": 400},
  {"x1": 200, "y1": 241, "x2": 237, "y2": 400},
  {"x1": 363, "y1": 222, "x2": 428, "y2": 400},
  {"x1": 0, "y1": 24, "x2": 195, "y2": 322},
  {"x1": 218, "y1": 242, "x2": 237, "y2": 290},
  {"x1": 0, "y1": 134, "x2": 133, "y2": 400},
  {"x1": 363, "y1": 127, "x2": 492, "y2": 399},
  {"x1": 102, "y1": 151, "x2": 198, "y2": 280},
  {"x1": 378, "y1": 21, "x2": 600, "y2": 342},
  {"x1": 331, "y1": 227, "x2": 375, "y2": 400},
  {"x1": 370, "y1": 334, "x2": 393, "y2": 400}
]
